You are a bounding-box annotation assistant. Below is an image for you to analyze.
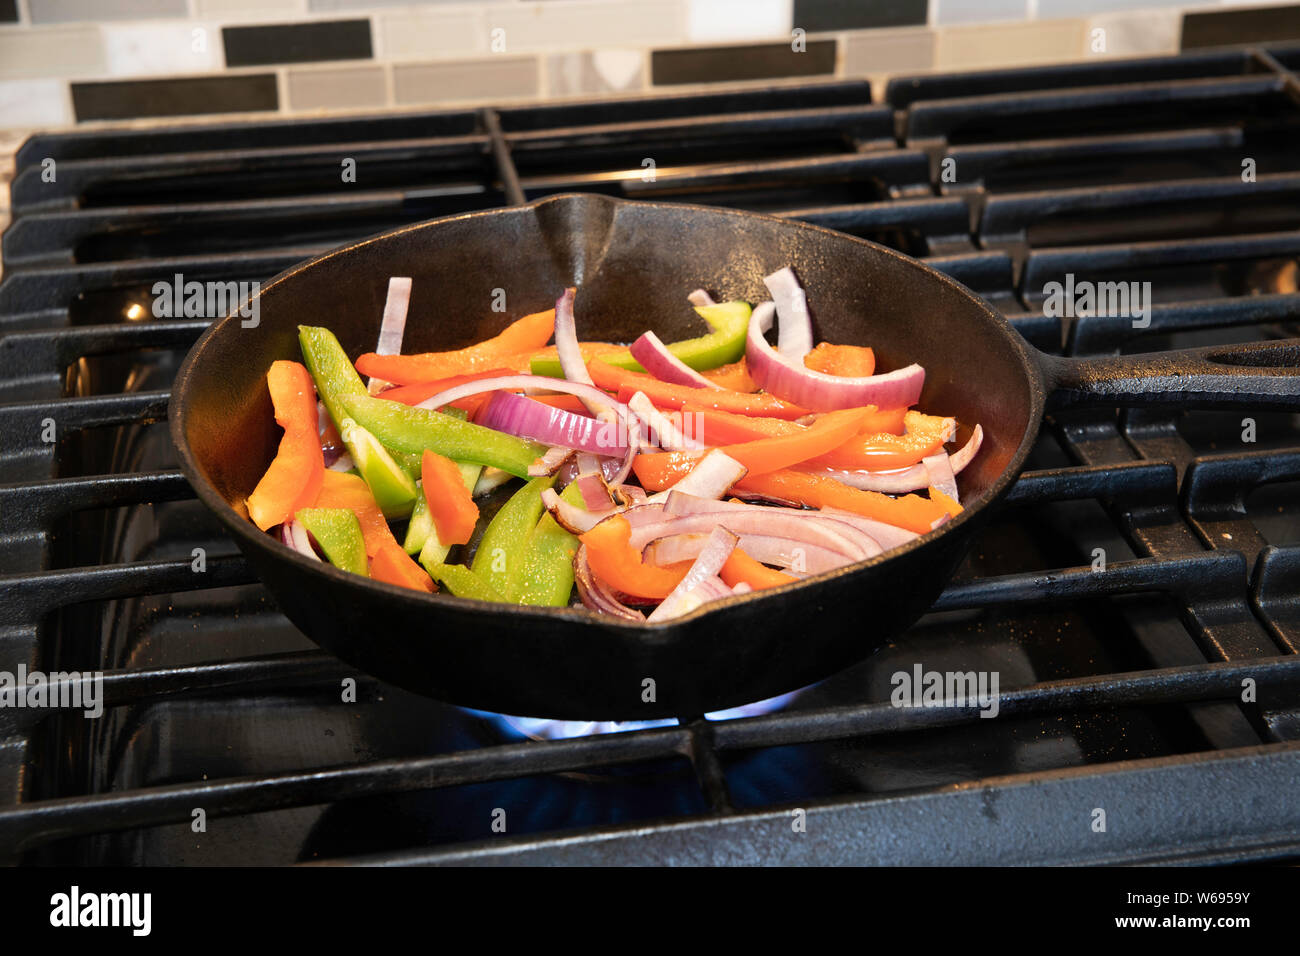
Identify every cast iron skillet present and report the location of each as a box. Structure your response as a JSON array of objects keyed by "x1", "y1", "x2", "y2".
[{"x1": 170, "y1": 193, "x2": 1299, "y2": 719}]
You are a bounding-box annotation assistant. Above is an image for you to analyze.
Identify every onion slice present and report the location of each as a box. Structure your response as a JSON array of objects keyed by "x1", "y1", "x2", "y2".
[
  {"x1": 366, "y1": 276, "x2": 412, "y2": 395},
  {"x1": 528, "y1": 445, "x2": 574, "y2": 477},
  {"x1": 647, "y1": 528, "x2": 739, "y2": 622},
  {"x1": 627, "y1": 391, "x2": 704, "y2": 452},
  {"x1": 762, "y1": 267, "x2": 814, "y2": 362},
  {"x1": 282, "y1": 521, "x2": 321, "y2": 562},
  {"x1": 746, "y1": 300, "x2": 925, "y2": 412},
  {"x1": 646, "y1": 448, "x2": 746, "y2": 503},
  {"x1": 477, "y1": 390, "x2": 629, "y2": 457},
  {"x1": 629, "y1": 331, "x2": 719, "y2": 389},
  {"x1": 574, "y1": 544, "x2": 644, "y2": 621},
  {"x1": 923, "y1": 451, "x2": 960, "y2": 503},
  {"x1": 803, "y1": 424, "x2": 983, "y2": 494},
  {"x1": 687, "y1": 289, "x2": 716, "y2": 308}
]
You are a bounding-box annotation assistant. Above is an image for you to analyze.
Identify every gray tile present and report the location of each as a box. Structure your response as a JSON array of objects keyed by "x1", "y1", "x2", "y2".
[
  {"x1": 393, "y1": 57, "x2": 539, "y2": 106},
  {"x1": 72, "y1": 73, "x2": 278, "y2": 121},
  {"x1": 793, "y1": 0, "x2": 926, "y2": 31},
  {"x1": 29, "y1": 0, "x2": 187, "y2": 24},
  {"x1": 0, "y1": 26, "x2": 105, "y2": 80},
  {"x1": 287, "y1": 64, "x2": 387, "y2": 110},
  {"x1": 224, "y1": 19, "x2": 372, "y2": 67},
  {"x1": 843, "y1": 28, "x2": 934, "y2": 75},
  {"x1": 377, "y1": 10, "x2": 486, "y2": 60},
  {"x1": 935, "y1": 19, "x2": 1085, "y2": 70},
  {"x1": 652, "y1": 39, "x2": 835, "y2": 85},
  {"x1": 934, "y1": 0, "x2": 1026, "y2": 26},
  {"x1": 548, "y1": 49, "x2": 645, "y2": 96}
]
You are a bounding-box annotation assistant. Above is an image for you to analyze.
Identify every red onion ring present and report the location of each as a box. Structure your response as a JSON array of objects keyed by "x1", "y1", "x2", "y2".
[
  {"x1": 647, "y1": 527, "x2": 739, "y2": 622},
  {"x1": 629, "y1": 331, "x2": 719, "y2": 389},
  {"x1": 477, "y1": 390, "x2": 629, "y2": 457},
  {"x1": 762, "y1": 267, "x2": 814, "y2": 362}
]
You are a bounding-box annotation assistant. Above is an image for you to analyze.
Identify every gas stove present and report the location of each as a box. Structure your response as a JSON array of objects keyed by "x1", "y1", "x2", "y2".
[{"x1": 1, "y1": 44, "x2": 1299, "y2": 866}]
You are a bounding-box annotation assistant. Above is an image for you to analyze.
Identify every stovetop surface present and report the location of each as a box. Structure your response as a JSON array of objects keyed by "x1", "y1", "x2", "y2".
[{"x1": 2, "y1": 45, "x2": 1299, "y2": 865}]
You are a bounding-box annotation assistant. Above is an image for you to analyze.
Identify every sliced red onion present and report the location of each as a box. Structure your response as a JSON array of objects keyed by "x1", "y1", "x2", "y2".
[
  {"x1": 574, "y1": 544, "x2": 645, "y2": 621},
  {"x1": 575, "y1": 473, "x2": 617, "y2": 511},
  {"x1": 528, "y1": 445, "x2": 574, "y2": 477},
  {"x1": 626, "y1": 391, "x2": 704, "y2": 452},
  {"x1": 816, "y1": 507, "x2": 920, "y2": 551},
  {"x1": 801, "y1": 424, "x2": 983, "y2": 494},
  {"x1": 473, "y1": 467, "x2": 515, "y2": 497},
  {"x1": 575, "y1": 452, "x2": 602, "y2": 474},
  {"x1": 629, "y1": 331, "x2": 719, "y2": 389},
  {"x1": 366, "y1": 276, "x2": 412, "y2": 394},
  {"x1": 923, "y1": 451, "x2": 960, "y2": 503},
  {"x1": 644, "y1": 530, "x2": 853, "y2": 574},
  {"x1": 609, "y1": 416, "x2": 640, "y2": 486},
  {"x1": 540, "y1": 487, "x2": 615, "y2": 534},
  {"x1": 281, "y1": 521, "x2": 321, "y2": 562},
  {"x1": 415, "y1": 374, "x2": 623, "y2": 418},
  {"x1": 659, "y1": 491, "x2": 881, "y2": 559},
  {"x1": 328, "y1": 452, "x2": 356, "y2": 473},
  {"x1": 746, "y1": 301, "x2": 925, "y2": 412},
  {"x1": 477, "y1": 390, "x2": 628, "y2": 457},
  {"x1": 647, "y1": 527, "x2": 739, "y2": 622},
  {"x1": 763, "y1": 267, "x2": 814, "y2": 362},
  {"x1": 646, "y1": 449, "x2": 747, "y2": 504},
  {"x1": 687, "y1": 289, "x2": 716, "y2": 308},
  {"x1": 732, "y1": 581, "x2": 753, "y2": 595},
  {"x1": 630, "y1": 505, "x2": 873, "y2": 563}
]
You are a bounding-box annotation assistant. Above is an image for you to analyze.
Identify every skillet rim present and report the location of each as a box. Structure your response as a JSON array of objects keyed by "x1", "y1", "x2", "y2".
[{"x1": 168, "y1": 192, "x2": 1047, "y2": 633}]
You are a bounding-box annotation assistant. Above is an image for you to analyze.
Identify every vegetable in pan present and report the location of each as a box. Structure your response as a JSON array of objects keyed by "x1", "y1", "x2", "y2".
[{"x1": 245, "y1": 267, "x2": 983, "y2": 622}]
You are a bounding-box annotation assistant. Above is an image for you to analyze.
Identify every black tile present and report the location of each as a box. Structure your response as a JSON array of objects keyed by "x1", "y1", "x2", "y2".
[
  {"x1": 652, "y1": 40, "x2": 837, "y2": 86},
  {"x1": 793, "y1": 0, "x2": 927, "y2": 32},
  {"x1": 223, "y1": 19, "x2": 372, "y2": 67},
  {"x1": 0, "y1": 0, "x2": 17, "y2": 22},
  {"x1": 1182, "y1": 4, "x2": 1300, "y2": 49},
  {"x1": 72, "y1": 74, "x2": 279, "y2": 122}
]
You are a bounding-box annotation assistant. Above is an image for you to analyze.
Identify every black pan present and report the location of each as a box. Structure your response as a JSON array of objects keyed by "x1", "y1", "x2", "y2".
[{"x1": 169, "y1": 193, "x2": 1299, "y2": 719}]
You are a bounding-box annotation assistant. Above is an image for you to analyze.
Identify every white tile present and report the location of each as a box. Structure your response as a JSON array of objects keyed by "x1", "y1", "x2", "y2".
[
  {"x1": 0, "y1": 78, "x2": 71, "y2": 129},
  {"x1": 548, "y1": 48, "x2": 644, "y2": 95},
  {"x1": 195, "y1": 0, "x2": 307, "y2": 16},
  {"x1": 376, "y1": 9, "x2": 486, "y2": 60},
  {"x1": 1083, "y1": 9, "x2": 1180, "y2": 59},
  {"x1": 935, "y1": 19, "x2": 1086, "y2": 70},
  {"x1": 103, "y1": 23, "x2": 223, "y2": 76},
  {"x1": 0, "y1": 25, "x2": 105, "y2": 80},
  {"x1": 487, "y1": 1, "x2": 684, "y2": 53},
  {"x1": 687, "y1": 0, "x2": 790, "y2": 43}
]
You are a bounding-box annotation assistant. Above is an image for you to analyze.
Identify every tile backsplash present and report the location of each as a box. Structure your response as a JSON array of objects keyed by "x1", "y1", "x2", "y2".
[{"x1": 0, "y1": 0, "x2": 1297, "y2": 128}]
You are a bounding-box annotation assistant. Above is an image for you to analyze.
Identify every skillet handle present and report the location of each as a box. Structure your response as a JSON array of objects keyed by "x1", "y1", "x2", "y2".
[{"x1": 1041, "y1": 339, "x2": 1300, "y2": 412}]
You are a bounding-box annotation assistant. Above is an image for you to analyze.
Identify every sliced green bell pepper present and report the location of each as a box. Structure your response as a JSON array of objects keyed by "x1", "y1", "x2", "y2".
[
  {"x1": 340, "y1": 416, "x2": 419, "y2": 518},
  {"x1": 295, "y1": 507, "x2": 368, "y2": 577},
  {"x1": 405, "y1": 462, "x2": 483, "y2": 558},
  {"x1": 528, "y1": 301, "x2": 751, "y2": 377},
  {"x1": 341, "y1": 392, "x2": 544, "y2": 478},
  {"x1": 513, "y1": 482, "x2": 585, "y2": 607},
  {"x1": 421, "y1": 561, "x2": 507, "y2": 602},
  {"x1": 471, "y1": 475, "x2": 555, "y2": 600}
]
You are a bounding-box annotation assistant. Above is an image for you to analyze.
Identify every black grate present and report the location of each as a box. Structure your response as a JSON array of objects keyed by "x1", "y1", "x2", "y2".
[{"x1": 2, "y1": 47, "x2": 1300, "y2": 865}]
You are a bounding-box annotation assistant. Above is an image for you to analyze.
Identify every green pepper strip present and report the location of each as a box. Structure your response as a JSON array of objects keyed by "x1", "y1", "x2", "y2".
[
  {"x1": 512, "y1": 482, "x2": 586, "y2": 607},
  {"x1": 342, "y1": 392, "x2": 544, "y2": 478},
  {"x1": 421, "y1": 561, "x2": 506, "y2": 602},
  {"x1": 472, "y1": 475, "x2": 554, "y2": 601},
  {"x1": 294, "y1": 507, "x2": 368, "y2": 577},
  {"x1": 529, "y1": 301, "x2": 751, "y2": 377}
]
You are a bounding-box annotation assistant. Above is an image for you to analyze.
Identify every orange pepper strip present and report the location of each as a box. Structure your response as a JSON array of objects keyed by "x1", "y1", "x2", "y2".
[
  {"x1": 808, "y1": 410, "x2": 954, "y2": 471},
  {"x1": 720, "y1": 549, "x2": 797, "y2": 591},
  {"x1": 682, "y1": 403, "x2": 908, "y2": 446},
  {"x1": 929, "y1": 485, "x2": 963, "y2": 519},
  {"x1": 312, "y1": 470, "x2": 434, "y2": 592},
  {"x1": 638, "y1": 407, "x2": 872, "y2": 479},
  {"x1": 378, "y1": 367, "x2": 522, "y2": 408},
  {"x1": 246, "y1": 361, "x2": 325, "y2": 531},
  {"x1": 804, "y1": 342, "x2": 876, "y2": 377},
  {"x1": 422, "y1": 450, "x2": 478, "y2": 546},
  {"x1": 589, "y1": 359, "x2": 811, "y2": 420},
  {"x1": 738, "y1": 472, "x2": 949, "y2": 535},
  {"x1": 701, "y1": 359, "x2": 758, "y2": 392},
  {"x1": 579, "y1": 516, "x2": 689, "y2": 601},
  {"x1": 355, "y1": 309, "x2": 555, "y2": 384}
]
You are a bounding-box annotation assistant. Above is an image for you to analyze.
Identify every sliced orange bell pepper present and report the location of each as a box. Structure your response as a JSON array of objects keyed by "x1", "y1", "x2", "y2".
[
  {"x1": 378, "y1": 367, "x2": 522, "y2": 409},
  {"x1": 579, "y1": 516, "x2": 689, "y2": 601},
  {"x1": 355, "y1": 309, "x2": 555, "y2": 385},
  {"x1": 929, "y1": 485, "x2": 963, "y2": 519},
  {"x1": 804, "y1": 342, "x2": 876, "y2": 377},
  {"x1": 809, "y1": 410, "x2": 955, "y2": 471},
  {"x1": 588, "y1": 359, "x2": 811, "y2": 420},
  {"x1": 636, "y1": 407, "x2": 872, "y2": 480},
  {"x1": 720, "y1": 549, "x2": 797, "y2": 591},
  {"x1": 246, "y1": 360, "x2": 325, "y2": 531},
  {"x1": 683, "y1": 403, "x2": 908, "y2": 446},
  {"x1": 737, "y1": 471, "x2": 949, "y2": 535},
  {"x1": 701, "y1": 359, "x2": 757, "y2": 392},
  {"x1": 422, "y1": 449, "x2": 478, "y2": 546},
  {"x1": 312, "y1": 470, "x2": 433, "y2": 592}
]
